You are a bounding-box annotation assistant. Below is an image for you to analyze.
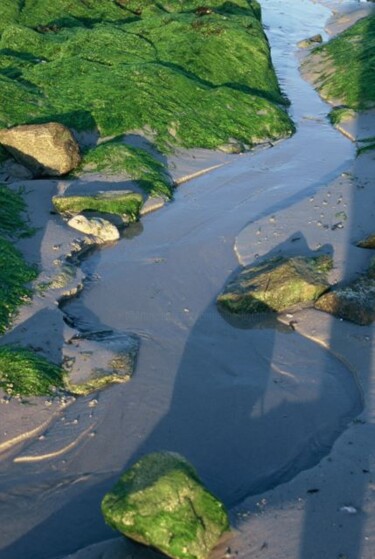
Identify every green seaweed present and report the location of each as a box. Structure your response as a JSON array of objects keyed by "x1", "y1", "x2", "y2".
[
  {"x1": 217, "y1": 255, "x2": 332, "y2": 314},
  {"x1": 0, "y1": 184, "x2": 37, "y2": 333},
  {"x1": 0, "y1": 0, "x2": 293, "y2": 150},
  {"x1": 79, "y1": 140, "x2": 173, "y2": 198},
  {"x1": 52, "y1": 191, "x2": 143, "y2": 221},
  {"x1": 0, "y1": 345, "x2": 65, "y2": 396},
  {"x1": 102, "y1": 452, "x2": 229, "y2": 559},
  {"x1": 311, "y1": 14, "x2": 375, "y2": 109}
]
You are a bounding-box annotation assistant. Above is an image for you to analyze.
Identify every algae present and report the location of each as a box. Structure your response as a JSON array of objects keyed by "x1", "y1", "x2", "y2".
[
  {"x1": 306, "y1": 14, "x2": 375, "y2": 110},
  {"x1": 0, "y1": 184, "x2": 37, "y2": 333},
  {"x1": 0, "y1": 345, "x2": 65, "y2": 396},
  {"x1": 0, "y1": 0, "x2": 293, "y2": 151},
  {"x1": 52, "y1": 191, "x2": 143, "y2": 221},
  {"x1": 102, "y1": 452, "x2": 229, "y2": 559},
  {"x1": 217, "y1": 255, "x2": 332, "y2": 314},
  {"x1": 79, "y1": 140, "x2": 172, "y2": 199}
]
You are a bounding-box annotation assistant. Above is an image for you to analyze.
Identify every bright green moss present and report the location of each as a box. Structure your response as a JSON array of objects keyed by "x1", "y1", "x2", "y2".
[
  {"x1": 0, "y1": 0, "x2": 293, "y2": 149},
  {"x1": 52, "y1": 191, "x2": 143, "y2": 221},
  {"x1": 102, "y1": 452, "x2": 229, "y2": 559},
  {"x1": 79, "y1": 141, "x2": 173, "y2": 198},
  {"x1": 0, "y1": 238, "x2": 37, "y2": 334},
  {"x1": 0, "y1": 345, "x2": 65, "y2": 396},
  {"x1": 311, "y1": 15, "x2": 375, "y2": 109},
  {"x1": 0, "y1": 184, "x2": 38, "y2": 333}
]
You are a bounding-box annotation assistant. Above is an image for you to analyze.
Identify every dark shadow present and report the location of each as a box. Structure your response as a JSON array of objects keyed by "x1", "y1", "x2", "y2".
[{"x1": 299, "y1": 8, "x2": 375, "y2": 559}]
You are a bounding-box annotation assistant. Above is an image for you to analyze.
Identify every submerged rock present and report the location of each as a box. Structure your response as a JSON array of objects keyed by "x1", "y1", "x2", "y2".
[
  {"x1": 0, "y1": 123, "x2": 81, "y2": 176},
  {"x1": 357, "y1": 234, "x2": 375, "y2": 249},
  {"x1": 315, "y1": 263, "x2": 375, "y2": 325},
  {"x1": 217, "y1": 255, "x2": 332, "y2": 314},
  {"x1": 63, "y1": 331, "x2": 139, "y2": 395},
  {"x1": 67, "y1": 215, "x2": 120, "y2": 243},
  {"x1": 52, "y1": 191, "x2": 143, "y2": 222},
  {"x1": 101, "y1": 452, "x2": 229, "y2": 559}
]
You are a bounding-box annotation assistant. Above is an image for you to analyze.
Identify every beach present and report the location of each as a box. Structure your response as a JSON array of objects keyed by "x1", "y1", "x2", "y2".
[{"x1": 0, "y1": 1, "x2": 375, "y2": 558}]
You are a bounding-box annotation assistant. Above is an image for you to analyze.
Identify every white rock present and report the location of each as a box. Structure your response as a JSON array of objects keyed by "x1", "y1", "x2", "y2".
[{"x1": 67, "y1": 215, "x2": 120, "y2": 242}]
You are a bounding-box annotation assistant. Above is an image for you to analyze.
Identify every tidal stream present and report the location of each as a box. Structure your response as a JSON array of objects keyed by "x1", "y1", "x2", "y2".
[{"x1": 0, "y1": 1, "x2": 364, "y2": 558}]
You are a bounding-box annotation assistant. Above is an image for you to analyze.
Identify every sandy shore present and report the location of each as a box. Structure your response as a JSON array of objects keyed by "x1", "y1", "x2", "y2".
[{"x1": 0, "y1": 1, "x2": 374, "y2": 559}]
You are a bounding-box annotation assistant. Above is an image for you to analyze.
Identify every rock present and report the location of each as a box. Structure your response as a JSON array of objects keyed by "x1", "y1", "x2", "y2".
[
  {"x1": 52, "y1": 191, "x2": 143, "y2": 222},
  {"x1": 140, "y1": 196, "x2": 165, "y2": 216},
  {"x1": 357, "y1": 234, "x2": 375, "y2": 249},
  {"x1": 67, "y1": 215, "x2": 120, "y2": 243},
  {"x1": 298, "y1": 34, "x2": 323, "y2": 49},
  {"x1": 63, "y1": 331, "x2": 139, "y2": 395},
  {"x1": 0, "y1": 123, "x2": 81, "y2": 176},
  {"x1": 314, "y1": 264, "x2": 375, "y2": 325},
  {"x1": 217, "y1": 255, "x2": 332, "y2": 314},
  {"x1": 101, "y1": 452, "x2": 229, "y2": 559}
]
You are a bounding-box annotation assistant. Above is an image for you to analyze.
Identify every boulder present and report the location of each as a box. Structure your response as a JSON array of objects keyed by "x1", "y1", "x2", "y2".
[
  {"x1": 315, "y1": 263, "x2": 375, "y2": 325},
  {"x1": 357, "y1": 234, "x2": 375, "y2": 249},
  {"x1": 101, "y1": 452, "x2": 229, "y2": 559},
  {"x1": 67, "y1": 215, "x2": 120, "y2": 243},
  {"x1": 0, "y1": 123, "x2": 81, "y2": 176},
  {"x1": 217, "y1": 255, "x2": 332, "y2": 314}
]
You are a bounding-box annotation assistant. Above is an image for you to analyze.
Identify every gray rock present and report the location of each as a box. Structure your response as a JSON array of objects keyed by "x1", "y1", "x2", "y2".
[
  {"x1": 67, "y1": 215, "x2": 120, "y2": 243},
  {"x1": 101, "y1": 452, "x2": 229, "y2": 559},
  {"x1": 0, "y1": 122, "x2": 81, "y2": 176}
]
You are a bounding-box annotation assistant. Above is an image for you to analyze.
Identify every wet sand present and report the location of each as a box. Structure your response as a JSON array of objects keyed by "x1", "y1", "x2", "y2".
[{"x1": 0, "y1": 1, "x2": 374, "y2": 558}]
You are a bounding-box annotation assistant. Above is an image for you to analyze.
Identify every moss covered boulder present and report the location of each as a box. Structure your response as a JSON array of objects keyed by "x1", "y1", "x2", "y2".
[
  {"x1": 52, "y1": 191, "x2": 143, "y2": 222},
  {"x1": 302, "y1": 14, "x2": 375, "y2": 110},
  {"x1": 0, "y1": 0, "x2": 293, "y2": 151},
  {"x1": 0, "y1": 123, "x2": 81, "y2": 176},
  {"x1": 101, "y1": 452, "x2": 229, "y2": 559},
  {"x1": 315, "y1": 262, "x2": 375, "y2": 325},
  {"x1": 217, "y1": 255, "x2": 332, "y2": 314}
]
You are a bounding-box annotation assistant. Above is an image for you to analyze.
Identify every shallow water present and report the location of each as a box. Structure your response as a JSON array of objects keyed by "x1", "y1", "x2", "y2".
[{"x1": 0, "y1": 1, "x2": 365, "y2": 558}]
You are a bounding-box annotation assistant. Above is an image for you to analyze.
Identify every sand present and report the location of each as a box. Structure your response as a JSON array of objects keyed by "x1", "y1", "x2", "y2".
[{"x1": 0, "y1": 1, "x2": 374, "y2": 558}]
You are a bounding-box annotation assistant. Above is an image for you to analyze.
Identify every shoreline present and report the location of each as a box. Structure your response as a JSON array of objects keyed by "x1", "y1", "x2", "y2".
[{"x1": 0, "y1": 1, "x2": 374, "y2": 558}]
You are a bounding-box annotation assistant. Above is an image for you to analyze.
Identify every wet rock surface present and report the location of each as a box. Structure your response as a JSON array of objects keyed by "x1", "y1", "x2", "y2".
[
  {"x1": 67, "y1": 215, "x2": 120, "y2": 243},
  {"x1": 217, "y1": 255, "x2": 332, "y2": 314},
  {"x1": 101, "y1": 452, "x2": 229, "y2": 559}
]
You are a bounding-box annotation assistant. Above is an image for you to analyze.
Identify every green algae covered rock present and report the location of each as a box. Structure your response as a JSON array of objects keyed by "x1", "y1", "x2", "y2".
[
  {"x1": 0, "y1": 0, "x2": 293, "y2": 151},
  {"x1": 217, "y1": 255, "x2": 332, "y2": 314},
  {"x1": 302, "y1": 14, "x2": 375, "y2": 110},
  {"x1": 315, "y1": 261, "x2": 375, "y2": 325},
  {"x1": 101, "y1": 452, "x2": 229, "y2": 559},
  {"x1": 52, "y1": 191, "x2": 143, "y2": 222}
]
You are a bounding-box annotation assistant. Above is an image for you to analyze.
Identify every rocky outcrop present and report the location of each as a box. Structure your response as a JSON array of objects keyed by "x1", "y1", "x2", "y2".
[
  {"x1": 217, "y1": 255, "x2": 332, "y2": 314},
  {"x1": 67, "y1": 215, "x2": 120, "y2": 243},
  {"x1": 0, "y1": 123, "x2": 81, "y2": 176},
  {"x1": 101, "y1": 452, "x2": 229, "y2": 559},
  {"x1": 315, "y1": 262, "x2": 375, "y2": 325}
]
